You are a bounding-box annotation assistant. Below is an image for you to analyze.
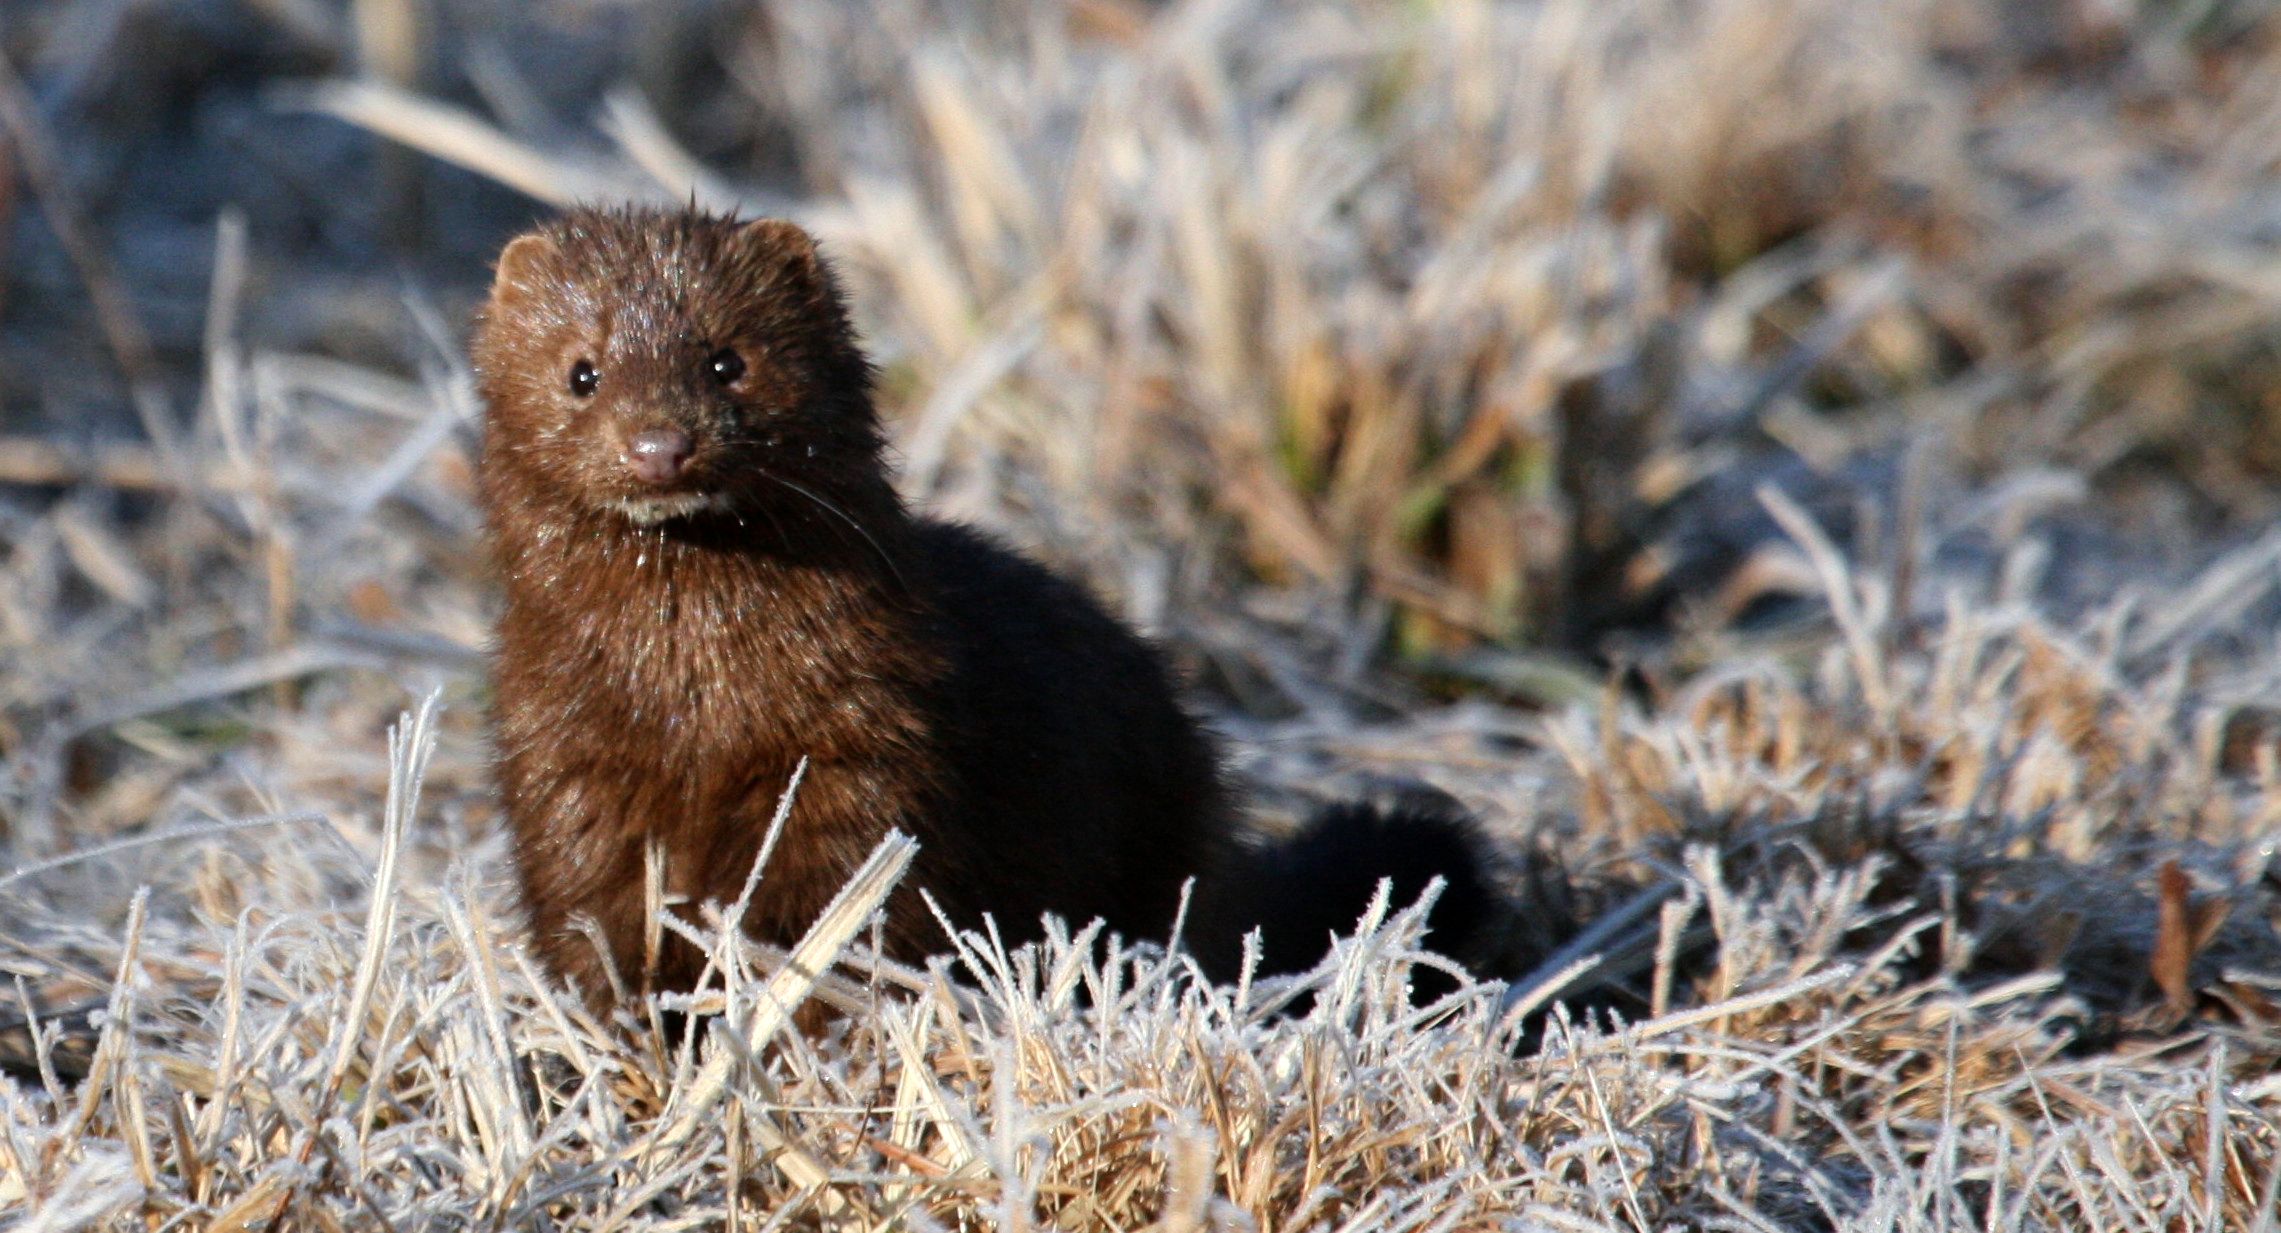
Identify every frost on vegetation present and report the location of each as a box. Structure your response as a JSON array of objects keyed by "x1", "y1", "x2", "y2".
[
  {"x1": 5, "y1": 583, "x2": 2281, "y2": 1227},
  {"x1": 5, "y1": 0, "x2": 2281, "y2": 1227}
]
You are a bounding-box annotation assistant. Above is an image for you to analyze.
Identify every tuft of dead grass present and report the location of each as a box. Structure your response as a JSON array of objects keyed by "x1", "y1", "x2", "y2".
[
  {"x1": 4, "y1": 650, "x2": 2278, "y2": 1228},
  {"x1": 4, "y1": 0, "x2": 2281, "y2": 1227}
]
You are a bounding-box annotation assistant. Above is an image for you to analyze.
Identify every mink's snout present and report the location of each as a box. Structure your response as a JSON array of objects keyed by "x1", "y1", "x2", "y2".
[{"x1": 625, "y1": 428, "x2": 694, "y2": 486}]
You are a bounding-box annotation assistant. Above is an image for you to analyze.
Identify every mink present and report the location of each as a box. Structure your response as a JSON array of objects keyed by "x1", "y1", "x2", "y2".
[{"x1": 474, "y1": 206, "x2": 1504, "y2": 1011}]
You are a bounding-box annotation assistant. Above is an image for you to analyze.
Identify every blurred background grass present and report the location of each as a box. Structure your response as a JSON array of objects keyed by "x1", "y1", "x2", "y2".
[
  {"x1": 6, "y1": 4, "x2": 2281, "y2": 1226},
  {"x1": 6, "y1": 0, "x2": 2281, "y2": 702}
]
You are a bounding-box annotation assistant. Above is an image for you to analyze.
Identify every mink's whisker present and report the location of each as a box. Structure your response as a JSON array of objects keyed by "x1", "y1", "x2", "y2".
[{"x1": 755, "y1": 470, "x2": 910, "y2": 593}]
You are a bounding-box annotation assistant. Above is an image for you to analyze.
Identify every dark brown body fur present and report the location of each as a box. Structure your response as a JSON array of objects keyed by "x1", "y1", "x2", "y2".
[
  {"x1": 476, "y1": 209, "x2": 1233, "y2": 1004},
  {"x1": 476, "y1": 207, "x2": 1516, "y2": 1016}
]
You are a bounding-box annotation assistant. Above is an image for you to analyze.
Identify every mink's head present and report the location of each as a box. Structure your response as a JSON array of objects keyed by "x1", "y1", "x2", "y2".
[{"x1": 473, "y1": 207, "x2": 880, "y2": 530}]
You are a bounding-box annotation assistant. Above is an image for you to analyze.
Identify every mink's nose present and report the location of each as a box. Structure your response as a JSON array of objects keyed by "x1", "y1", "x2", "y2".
[{"x1": 625, "y1": 429, "x2": 693, "y2": 486}]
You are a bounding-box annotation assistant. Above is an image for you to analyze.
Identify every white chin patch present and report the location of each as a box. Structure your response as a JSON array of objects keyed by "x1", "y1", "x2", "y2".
[{"x1": 610, "y1": 492, "x2": 726, "y2": 526}]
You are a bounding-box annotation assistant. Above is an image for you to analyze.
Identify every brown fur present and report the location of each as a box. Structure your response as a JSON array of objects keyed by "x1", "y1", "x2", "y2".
[{"x1": 475, "y1": 207, "x2": 1236, "y2": 1007}]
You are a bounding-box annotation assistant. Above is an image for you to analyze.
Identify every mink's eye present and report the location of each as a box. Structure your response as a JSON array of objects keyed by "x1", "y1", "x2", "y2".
[
  {"x1": 706, "y1": 348, "x2": 746, "y2": 386},
  {"x1": 568, "y1": 360, "x2": 600, "y2": 398}
]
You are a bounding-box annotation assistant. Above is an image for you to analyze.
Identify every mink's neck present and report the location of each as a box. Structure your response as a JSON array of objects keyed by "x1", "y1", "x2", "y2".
[
  {"x1": 499, "y1": 469, "x2": 915, "y2": 604},
  {"x1": 489, "y1": 468, "x2": 937, "y2": 731}
]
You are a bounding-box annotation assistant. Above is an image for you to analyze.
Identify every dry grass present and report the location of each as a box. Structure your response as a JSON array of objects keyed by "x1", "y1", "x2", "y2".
[{"x1": 5, "y1": 0, "x2": 2281, "y2": 1227}]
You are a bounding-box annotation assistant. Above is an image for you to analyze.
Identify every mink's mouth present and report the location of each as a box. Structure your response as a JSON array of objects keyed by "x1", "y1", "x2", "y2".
[{"x1": 606, "y1": 491, "x2": 729, "y2": 526}]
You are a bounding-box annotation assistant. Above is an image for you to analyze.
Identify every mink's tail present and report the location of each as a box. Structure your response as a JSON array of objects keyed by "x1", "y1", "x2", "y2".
[
  {"x1": 0, "y1": 998, "x2": 99, "y2": 1089},
  {"x1": 1186, "y1": 792, "x2": 1511, "y2": 1000}
]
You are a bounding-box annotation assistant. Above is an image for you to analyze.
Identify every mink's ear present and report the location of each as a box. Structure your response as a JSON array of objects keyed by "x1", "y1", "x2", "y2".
[
  {"x1": 736, "y1": 218, "x2": 818, "y2": 263},
  {"x1": 490, "y1": 232, "x2": 557, "y2": 307},
  {"x1": 735, "y1": 217, "x2": 829, "y2": 288}
]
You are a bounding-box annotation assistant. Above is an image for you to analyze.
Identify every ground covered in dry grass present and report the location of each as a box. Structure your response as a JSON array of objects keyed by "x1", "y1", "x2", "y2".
[{"x1": 4, "y1": 0, "x2": 2281, "y2": 1228}]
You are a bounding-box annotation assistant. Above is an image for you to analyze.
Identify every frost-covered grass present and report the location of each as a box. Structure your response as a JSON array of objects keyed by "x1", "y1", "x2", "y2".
[{"x1": 4, "y1": 0, "x2": 2281, "y2": 1227}]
